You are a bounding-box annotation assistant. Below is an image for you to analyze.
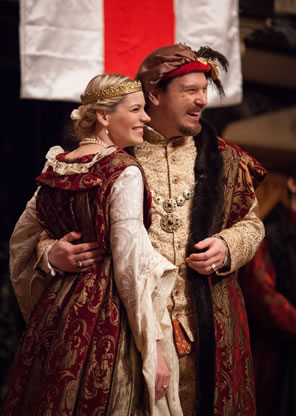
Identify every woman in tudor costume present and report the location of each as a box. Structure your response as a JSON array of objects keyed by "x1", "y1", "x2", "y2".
[{"x1": 2, "y1": 74, "x2": 182, "y2": 415}]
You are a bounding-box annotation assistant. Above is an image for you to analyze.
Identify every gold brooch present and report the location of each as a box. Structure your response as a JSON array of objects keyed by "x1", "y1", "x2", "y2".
[{"x1": 160, "y1": 214, "x2": 182, "y2": 233}]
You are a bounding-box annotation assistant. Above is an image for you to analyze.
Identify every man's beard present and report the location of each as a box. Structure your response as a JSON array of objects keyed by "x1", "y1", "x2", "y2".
[{"x1": 179, "y1": 122, "x2": 201, "y2": 137}]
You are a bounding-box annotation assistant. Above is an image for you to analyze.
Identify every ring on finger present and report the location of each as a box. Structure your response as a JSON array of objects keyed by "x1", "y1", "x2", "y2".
[
  {"x1": 77, "y1": 260, "x2": 83, "y2": 268},
  {"x1": 210, "y1": 263, "x2": 217, "y2": 273}
]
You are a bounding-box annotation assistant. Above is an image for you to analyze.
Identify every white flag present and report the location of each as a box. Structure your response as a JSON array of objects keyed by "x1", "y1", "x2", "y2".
[{"x1": 20, "y1": 0, "x2": 242, "y2": 107}]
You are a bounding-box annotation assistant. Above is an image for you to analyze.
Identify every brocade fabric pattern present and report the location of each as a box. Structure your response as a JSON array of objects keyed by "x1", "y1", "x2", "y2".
[
  {"x1": 134, "y1": 127, "x2": 265, "y2": 416},
  {"x1": 4, "y1": 148, "x2": 182, "y2": 415}
]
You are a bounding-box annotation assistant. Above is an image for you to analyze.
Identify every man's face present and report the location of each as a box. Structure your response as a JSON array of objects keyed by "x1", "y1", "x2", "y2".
[{"x1": 153, "y1": 71, "x2": 208, "y2": 138}]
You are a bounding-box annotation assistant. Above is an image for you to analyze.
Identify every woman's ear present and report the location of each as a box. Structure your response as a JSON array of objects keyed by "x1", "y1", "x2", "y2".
[
  {"x1": 96, "y1": 110, "x2": 109, "y2": 127},
  {"x1": 147, "y1": 88, "x2": 161, "y2": 106}
]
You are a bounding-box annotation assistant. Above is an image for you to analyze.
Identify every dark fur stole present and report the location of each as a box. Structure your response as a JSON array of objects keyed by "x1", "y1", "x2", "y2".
[{"x1": 187, "y1": 118, "x2": 225, "y2": 416}]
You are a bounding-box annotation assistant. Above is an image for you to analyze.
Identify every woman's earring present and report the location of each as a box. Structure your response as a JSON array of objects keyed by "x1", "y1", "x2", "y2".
[{"x1": 106, "y1": 129, "x2": 109, "y2": 136}]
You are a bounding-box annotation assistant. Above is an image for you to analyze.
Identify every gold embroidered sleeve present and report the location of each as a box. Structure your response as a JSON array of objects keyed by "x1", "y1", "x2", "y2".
[
  {"x1": 217, "y1": 198, "x2": 264, "y2": 275},
  {"x1": 214, "y1": 149, "x2": 266, "y2": 275}
]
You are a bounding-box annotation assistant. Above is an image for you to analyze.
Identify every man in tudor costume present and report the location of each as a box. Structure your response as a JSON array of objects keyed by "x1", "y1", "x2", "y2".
[
  {"x1": 10, "y1": 44, "x2": 266, "y2": 415},
  {"x1": 241, "y1": 168, "x2": 296, "y2": 416},
  {"x1": 131, "y1": 43, "x2": 266, "y2": 415}
]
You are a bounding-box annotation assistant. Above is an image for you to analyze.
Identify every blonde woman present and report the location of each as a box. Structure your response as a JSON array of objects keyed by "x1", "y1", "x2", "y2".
[{"x1": 3, "y1": 74, "x2": 182, "y2": 415}]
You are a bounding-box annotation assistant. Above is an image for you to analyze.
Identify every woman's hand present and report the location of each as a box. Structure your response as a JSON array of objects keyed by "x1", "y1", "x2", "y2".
[
  {"x1": 155, "y1": 341, "x2": 171, "y2": 401},
  {"x1": 48, "y1": 232, "x2": 104, "y2": 272}
]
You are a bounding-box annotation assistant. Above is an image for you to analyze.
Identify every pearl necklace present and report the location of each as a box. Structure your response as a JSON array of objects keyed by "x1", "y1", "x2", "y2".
[{"x1": 80, "y1": 137, "x2": 109, "y2": 148}]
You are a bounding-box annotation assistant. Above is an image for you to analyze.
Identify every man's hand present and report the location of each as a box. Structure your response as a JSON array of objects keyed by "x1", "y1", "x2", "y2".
[
  {"x1": 155, "y1": 341, "x2": 171, "y2": 401},
  {"x1": 48, "y1": 232, "x2": 104, "y2": 273},
  {"x1": 185, "y1": 237, "x2": 227, "y2": 275}
]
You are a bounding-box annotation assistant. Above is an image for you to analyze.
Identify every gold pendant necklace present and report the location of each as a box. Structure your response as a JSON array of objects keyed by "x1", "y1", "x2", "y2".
[{"x1": 151, "y1": 188, "x2": 194, "y2": 233}]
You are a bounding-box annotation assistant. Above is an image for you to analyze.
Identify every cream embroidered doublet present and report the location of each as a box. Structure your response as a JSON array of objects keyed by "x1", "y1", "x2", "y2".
[{"x1": 134, "y1": 128, "x2": 197, "y2": 341}]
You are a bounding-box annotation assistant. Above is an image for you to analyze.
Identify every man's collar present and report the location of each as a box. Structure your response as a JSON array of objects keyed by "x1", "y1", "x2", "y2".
[{"x1": 143, "y1": 125, "x2": 201, "y2": 147}]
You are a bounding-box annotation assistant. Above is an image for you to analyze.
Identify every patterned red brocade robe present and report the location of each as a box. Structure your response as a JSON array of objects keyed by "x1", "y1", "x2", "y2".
[
  {"x1": 4, "y1": 149, "x2": 181, "y2": 416},
  {"x1": 134, "y1": 121, "x2": 266, "y2": 416}
]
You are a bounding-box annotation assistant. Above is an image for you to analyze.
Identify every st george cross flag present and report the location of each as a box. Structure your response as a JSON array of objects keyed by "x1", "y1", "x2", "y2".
[{"x1": 20, "y1": 0, "x2": 242, "y2": 107}]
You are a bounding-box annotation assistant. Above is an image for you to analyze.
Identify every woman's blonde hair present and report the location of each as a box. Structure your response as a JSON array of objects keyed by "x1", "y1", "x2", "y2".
[{"x1": 71, "y1": 74, "x2": 135, "y2": 138}]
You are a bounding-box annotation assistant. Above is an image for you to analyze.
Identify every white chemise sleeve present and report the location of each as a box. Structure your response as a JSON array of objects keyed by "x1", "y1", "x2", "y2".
[{"x1": 109, "y1": 166, "x2": 181, "y2": 413}]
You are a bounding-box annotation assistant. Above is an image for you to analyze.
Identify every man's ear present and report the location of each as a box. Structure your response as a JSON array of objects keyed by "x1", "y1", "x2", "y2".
[
  {"x1": 287, "y1": 176, "x2": 296, "y2": 194},
  {"x1": 147, "y1": 88, "x2": 161, "y2": 106},
  {"x1": 96, "y1": 110, "x2": 109, "y2": 127}
]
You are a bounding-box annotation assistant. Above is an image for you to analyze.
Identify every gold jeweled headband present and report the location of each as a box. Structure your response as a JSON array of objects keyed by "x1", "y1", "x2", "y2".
[{"x1": 80, "y1": 80, "x2": 143, "y2": 105}]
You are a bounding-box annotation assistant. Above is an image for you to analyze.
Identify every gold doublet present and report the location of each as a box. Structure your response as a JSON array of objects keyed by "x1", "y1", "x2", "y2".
[
  {"x1": 134, "y1": 128, "x2": 197, "y2": 333},
  {"x1": 134, "y1": 128, "x2": 198, "y2": 412}
]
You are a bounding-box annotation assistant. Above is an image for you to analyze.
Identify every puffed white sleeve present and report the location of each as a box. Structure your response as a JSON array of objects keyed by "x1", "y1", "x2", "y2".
[{"x1": 109, "y1": 165, "x2": 181, "y2": 414}]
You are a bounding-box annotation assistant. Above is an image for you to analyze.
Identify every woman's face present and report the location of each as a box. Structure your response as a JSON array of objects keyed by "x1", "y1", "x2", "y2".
[{"x1": 105, "y1": 91, "x2": 150, "y2": 147}]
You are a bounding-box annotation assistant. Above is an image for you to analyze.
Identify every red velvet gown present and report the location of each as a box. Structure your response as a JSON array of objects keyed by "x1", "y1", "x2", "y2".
[{"x1": 2, "y1": 149, "x2": 152, "y2": 415}]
